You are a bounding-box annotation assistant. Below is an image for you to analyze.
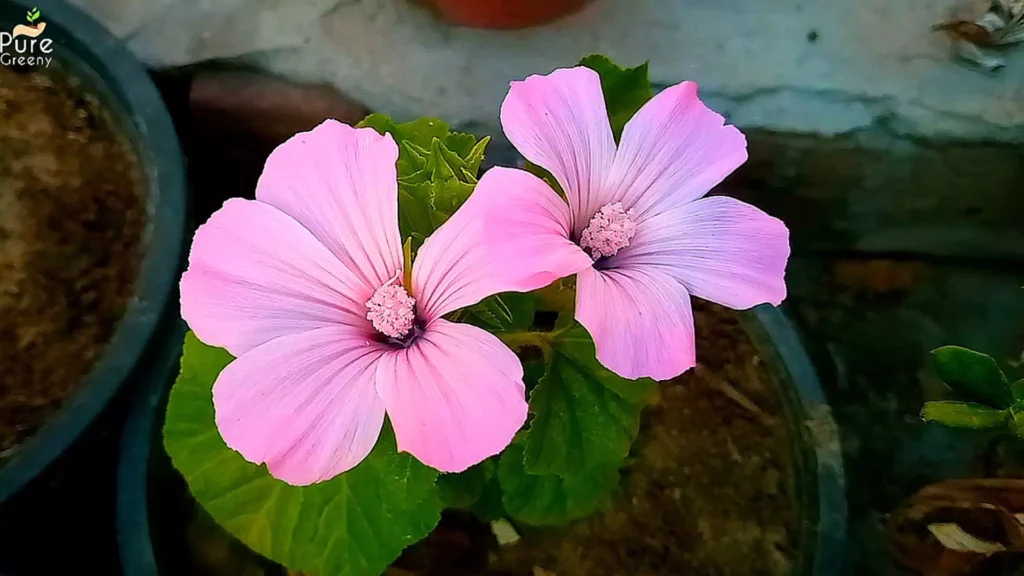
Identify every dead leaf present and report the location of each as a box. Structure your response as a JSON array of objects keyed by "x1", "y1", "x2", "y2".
[
  {"x1": 933, "y1": 0, "x2": 1024, "y2": 70},
  {"x1": 889, "y1": 478, "x2": 1024, "y2": 575},
  {"x1": 929, "y1": 523, "x2": 1007, "y2": 554},
  {"x1": 490, "y1": 519, "x2": 521, "y2": 546}
]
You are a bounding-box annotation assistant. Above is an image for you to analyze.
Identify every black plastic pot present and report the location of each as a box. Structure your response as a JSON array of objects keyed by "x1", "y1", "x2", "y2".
[
  {"x1": 117, "y1": 305, "x2": 847, "y2": 576},
  {"x1": 0, "y1": 0, "x2": 186, "y2": 571},
  {"x1": 744, "y1": 305, "x2": 848, "y2": 575}
]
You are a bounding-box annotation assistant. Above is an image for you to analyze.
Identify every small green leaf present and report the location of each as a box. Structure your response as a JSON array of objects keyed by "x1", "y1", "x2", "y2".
[
  {"x1": 932, "y1": 346, "x2": 1012, "y2": 408},
  {"x1": 921, "y1": 400, "x2": 1009, "y2": 430},
  {"x1": 360, "y1": 113, "x2": 487, "y2": 246},
  {"x1": 434, "y1": 139, "x2": 469, "y2": 174},
  {"x1": 522, "y1": 324, "x2": 654, "y2": 475},
  {"x1": 397, "y1": 140, "x2": 430, "y2": 177},
  {"x1": 1011, "y1": 379, "x2": 1024, "y2": 402},
  {"x1": 578, "y1": 54, "x2": 653, "y2": 140},
  {"x1": 428, "y1": 139, "x2": 459, "y2": 181},
  {"x1": 358, "y1": 114, "x2": 451, "y2": 152},
  {"x1": 497, "y1": 443, "x2": 619, "y2": 526},
  {"x1": 429, "y1": 176, "x2": 474, "y2": 218},
  {"x1": 1011, "y1": 403, "x2": 1024, "y2": 438},
  {"x1": 436, "y1": 460, "x2": 495, "y2": 509},
  {"x1": 397, "y1": 186, "x2": 434, "y2": 252},
  {"x1": 358, "y1": 115, "x2": 484, "y2": 176},
  {"x1": 165, "y1": 333, "x2": 442, "y2": 576},
  {"x1": 462, "y1": 293, "x2": 536, "y2": 333},
  {"x1": 463, "y1": 137, "x2": 490, "y2": 175},
  {"x1": 444, "y1": 132, "x2": 477, "y2": 158}
]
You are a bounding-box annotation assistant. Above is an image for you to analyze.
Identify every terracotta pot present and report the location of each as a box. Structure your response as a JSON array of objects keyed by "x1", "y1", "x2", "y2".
[{"x1": 419, "y1": 0, "x2": 591, "y2": 29}]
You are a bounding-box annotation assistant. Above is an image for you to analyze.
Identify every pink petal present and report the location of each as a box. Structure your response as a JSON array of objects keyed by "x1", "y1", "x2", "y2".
[
  {"x1": 610, "y1": 196, "x2": 789, "y2": 310},
  {"x1": 607, "y1": 81, "x2": 747, "y2": 220},
  {"x1": 213, "y1": 326, "x2": 387, "y2": 486},
  {"x1": 500, "y1": 67, "x2": 617, "y2": 232},
  {"x1": 575, "y1": 266, "x2": 696, "y2": 381},
  {"x1": 375, "y1": 320, "x2": 527, "y2": 472},
  {"x1": 256, "y1": 120, "x2": 403, "y2": 292},
  {"x1": 181, "y1": 198, "x2": 373, "y2": 357},
  {"x1": 412, "y1": 168, "x2": 590, "y2": 320},
  {"x1": 409, "y1": 204, "x2": 494, "y2": 321},
  {"x1": 421, "y1": 167, "x2": 590, "y2": 316}
]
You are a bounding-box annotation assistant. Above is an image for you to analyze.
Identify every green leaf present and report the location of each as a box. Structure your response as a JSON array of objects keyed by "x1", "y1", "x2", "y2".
[
  {"x1": 498, "y1": 443, "x2": 619, "y2": 526},
  {"x1": 357, "y1": 114, "x2": 484, "y2": 183},
  {"x1": 436, "y1": 460, "x2": 495, "y2": 509},
  {"x1": 469, "y1": 473, "x2": 508, "y2": 522},
  {"x1": 428, "y1": 138, "x2": 459, "y2": 181},
  {"x1": 428, "y1": 174, "x2": 475, "y2": 218},
  {"x1": 358, "y1": 115, "x2": 451, "y2": 155},
  {"x1": 444, "y1": 132, "x2": 478, "y2": 159},
  {"x1": 578, "y1": 54, "x2": 653, "y2": 140},
  {"x1": 397, "y1": 186, "x2": 434, "y2": 251},
  {"x1": 1011, "y1": 379, "x2": 1024, "y2": 402},
  {"x1": 165, "y1": 333, "x2": 442, "y2": 576},
  {"x1": 462, "y1": 293, "x2": 536, "y2": 333},
  {"x1": 932, "y1": 346, "x2": 1012, "y2": 408},
  {"x1": 921, "y1": 401, "x2": 1009, "y2": 430},
  {"x1": 1011, "y1": 403, "x2": 1024, "y2": 438},
  {"x1": 397, "y1": 140, "x2": 429, "y2": 177},
  {"x1": 463, "y1": 137, "x2": 490, "y2": 175},
  {"x1": 522, "y1": 324, "x2": 654, "y2": 475},
  {"x1": 358, "y1": 114, "x2": 488, "y2": 248}
]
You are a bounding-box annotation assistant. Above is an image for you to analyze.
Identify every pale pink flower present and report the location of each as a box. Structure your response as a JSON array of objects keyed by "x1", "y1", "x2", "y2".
[
  {"x1": 180, "y1": 120, "x2": 528, "y2": 486},
  {"x1": 457, "y1": 67, "x2": 790, "y2": 381}
]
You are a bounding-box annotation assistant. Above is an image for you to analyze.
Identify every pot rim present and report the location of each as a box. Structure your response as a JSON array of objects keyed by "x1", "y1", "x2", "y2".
[
  {"x1": 116, "y1": 319, "x2": 187, "y2": 576},
  {"x1": 0, "y1": 0, "x2": 187, "y2": 503},
  {"x1": 745, "y1": 304, "x2": 848, "y2": 575}
]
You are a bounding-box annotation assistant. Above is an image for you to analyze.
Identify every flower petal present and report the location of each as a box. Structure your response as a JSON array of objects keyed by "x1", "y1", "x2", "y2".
[
  {"x1": 412, "y1": 168, "x2": 590, "y2": 319},
  {"x1": 608, "y1": 81, "x2": 747, "y2": 219},
  {"x1": 256, "y1": 120, "x2": 403, "y2": 292},
  {"x1": 375, "y1": 319, "x2": 527, "y2": 472},
  {"x1": 501, "y1": 67, "x2": 617, "y2": 232},
  {"x1": 610, "y1": 196, "x2": 789, "y2": 310},
  {"x1": 575, "y1": 266, "x2": 696, "y2": 381},
  {"x1": 181, "y1": 198, "x2": 373, "y2": 357},
  {"x1": 213, "y1": 326, "x2": 387, "y2": 486},
  {"x1": 418, "y1": 167, "x2": 590, "y2": 318}
]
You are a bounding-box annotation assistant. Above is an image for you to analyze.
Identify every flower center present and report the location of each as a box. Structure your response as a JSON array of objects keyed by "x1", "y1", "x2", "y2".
[
  {"x1": 365, "y1": 283, "x2": 416, "y2": 339},
  {"x1": 579, "y1": 202, "x2": 637, "y2": 259}
]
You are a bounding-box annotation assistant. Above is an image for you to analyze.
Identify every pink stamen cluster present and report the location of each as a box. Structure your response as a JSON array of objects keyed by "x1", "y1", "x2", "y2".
[
  {"x1": 579, "y1": 202, "x2": 637, "y2": 259},
  {"x1": 365, "y1": 283, "x2": 416, "y2": 338}
]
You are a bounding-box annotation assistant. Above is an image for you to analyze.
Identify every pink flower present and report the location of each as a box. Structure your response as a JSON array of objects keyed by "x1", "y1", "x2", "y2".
[
  {"x1": 180, "y1": 120, "x2": 528, "y2": 485},
  {"x1": 457, "y1": 67, "x2": 790, "y2": 381}
]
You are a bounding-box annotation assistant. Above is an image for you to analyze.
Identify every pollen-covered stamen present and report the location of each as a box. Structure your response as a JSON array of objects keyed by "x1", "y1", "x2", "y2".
[
  {"x1": 366, "y1": 283, "x2": 416, "y2": 339},
  {"x1": 579, "y1": 202, "x2": 637, "y2": 259}
]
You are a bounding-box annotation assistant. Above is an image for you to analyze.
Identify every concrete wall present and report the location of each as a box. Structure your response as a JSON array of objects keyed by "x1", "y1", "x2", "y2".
[{"x1": 74, "y1": 0, "x2": 1024, "y2": 259}]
